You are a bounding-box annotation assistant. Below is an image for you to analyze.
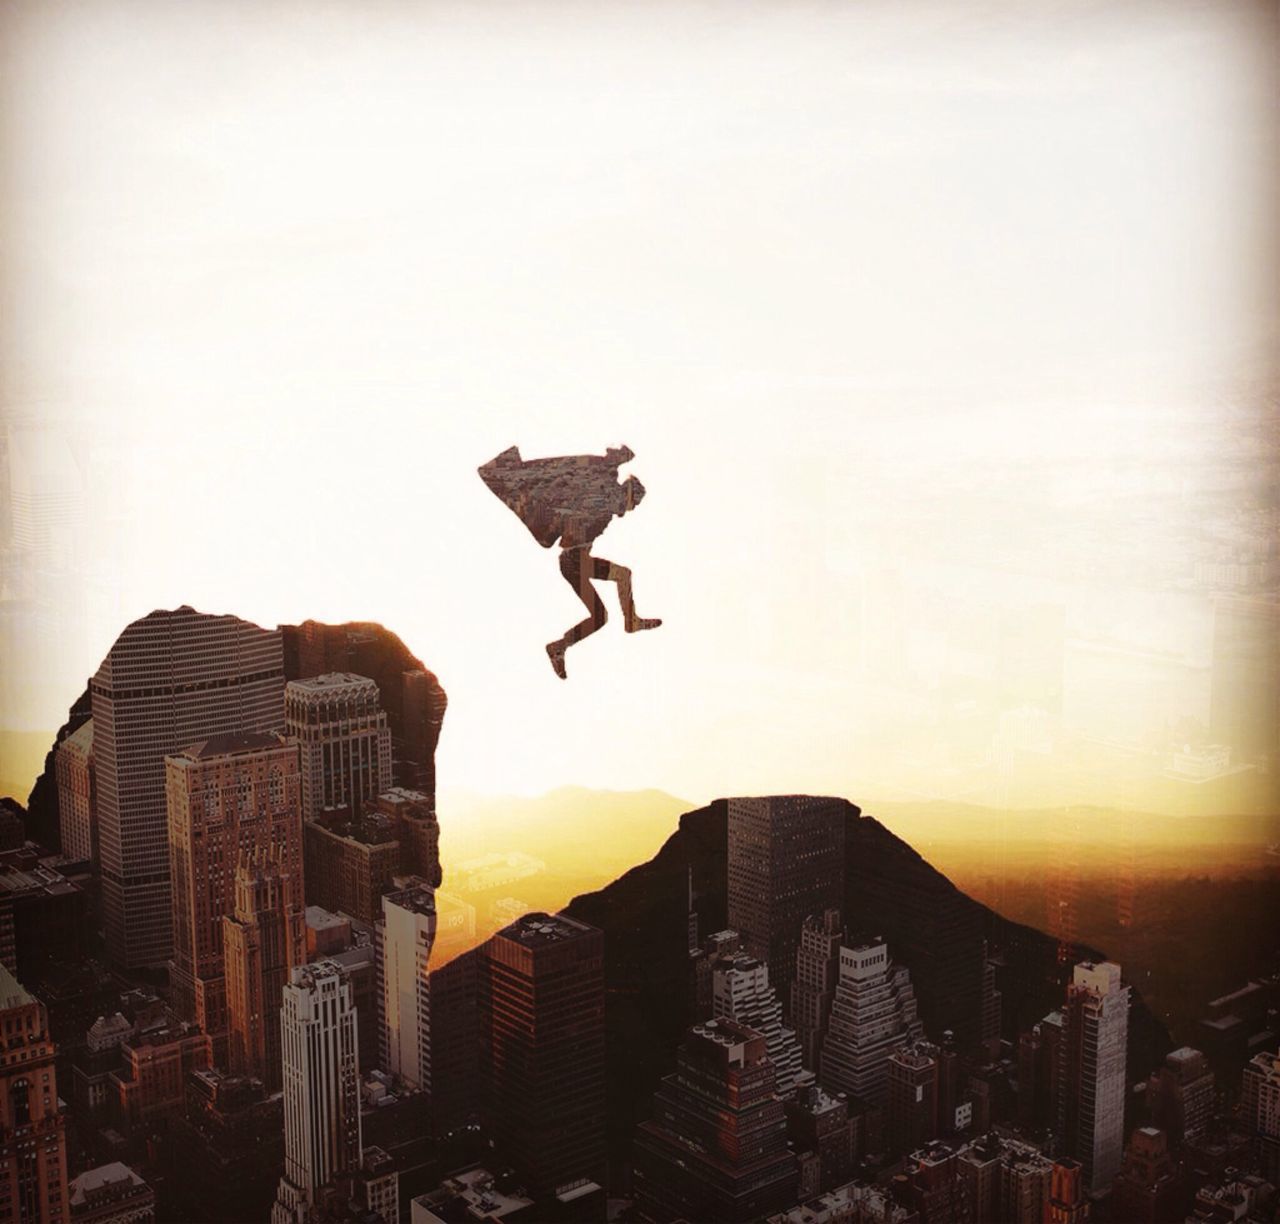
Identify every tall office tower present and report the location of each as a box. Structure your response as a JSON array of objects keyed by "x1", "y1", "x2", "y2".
[
  {"x1": 54, "y1": 718, "x2": 95, "y2": 864},
  {"x1": 93, "y1": 607, "x2": 285, "y2": 969},
  {"x1": 1046, "y1": 1158, "x2": 1089, "y2": 1224},
  {"x1": 285, "y1": 674, "x2": 391, "y2": 820},
  {"x1": 223, "y1": 850, "x2": 305, "y2": 1090},
  {"x1": 1017, "y1": 1010, "x2": 1065, "y2": 1134},
  {"x1": 727, "y1": 796, "x2": 846, "y2": 1012},
  {"x1": 376, "y1": 880, "x2": 436, "y2": 1091},
  {"x1": 1148, "y1": 1046, "x2": 1215, "y2": 1148},
  {"x1": 479, "y1": 914, "x2": 606, "y2": 1204},
  {"x1": 273, "y1": 962, "x2": 363, "y2": 1224},
  {"x1": 691, "y1": 929, "x2": 741, "y2": 1020},
  {"x1": 1110, "y1": 1127, "x2": 1182, "y2": 1224},
  {"x1": 427, "y1": 954, "x2": 479, "y2": 1137},
  {"x1": 302, "y1": 808, "x2": 401, "y2": 925},
  {"x1": 632, "y1": 1019, "x2": 797, "y2": 1223},
  {"x1": 887, "y1": 1041, "x2": 939, "y2": 1155},
  {"x1": 0, "y1": 965, "x2": 69, "y2": 1224},
  {"x1": 711, "y1": 951, "x2": 810, "y2": 1098},
  {"x1": 1241, "y1": 1050, "x2": 1280, "y2": 1185},
  {"x1": 980, "y1": 951, "x2": 1002, "y2": 1054},
  {"x1": 819, "y1": 937, "x2": 923, "y2": 1106},
  {"x1": 1059, "y1": 961, "x2": 1130, "y2": 1196},
  {"x1": 371, "y1": 788, "x2": 441, "y2": 886},
  {"x1": 166, "y1": 732, "x2": 303, "y2": 1056},
  {"x1": 792, "y1": 908, "x2": 844, "y2": 1070}
]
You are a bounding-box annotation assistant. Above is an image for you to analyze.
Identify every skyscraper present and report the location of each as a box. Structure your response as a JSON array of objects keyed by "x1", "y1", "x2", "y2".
[
  {"x1": 478, "y1": 913, "x2": 606, "y2": 1203},
  {"x1": 727, "y1": 796, "x2": 846, "y2": 1010},
  {"x1": 1148, "y1": 1046, "x2": 1214, "y2": 1148},
  {"x1": 632, "y1": 1019, "x2": 797, "y2": 1223},
  {"x1": 223, "y1": 849, "x2": 305, "y2": 1090},
  {"x1": 166, "y1": 732, "x2": 303, "y2": 1058},
  {"x1": 273, "y1": 961, "x2": 363, "y2": 1224},
  {"x1": 792, "y1": 908, "x2": 845, "y2": 1070},
  {"x1": 711, "y1": 950, "x2": 810, "y2": 1098},
  {"x1": 93, "y1": 608, "x2": 285, "y2": 969},
  {"x1": 819, "y1": 937, "x2": 923, "y2": 1106},
  {"x1": 1241, "y1": 1050, "x2": 1280, "y2": 1185},
  {"x1": 53, "y1": 718, "x2": 95, "y2": 864},
  {"x1": 284, "y1": 674, "x2": 391, "y2": 820},
  {"x1": 1059, "y1": 961, "x2": 1129, "y2": 1196},
  {"x1": 0, "y1": 965, "x2": 69, "y2": 1224},
  {"x1": 887, "y1": 1041, "x2": 939, "y2": 1155},
  {"x1": 376, "y1": 880, "x2": 436, "y2": 1092}
]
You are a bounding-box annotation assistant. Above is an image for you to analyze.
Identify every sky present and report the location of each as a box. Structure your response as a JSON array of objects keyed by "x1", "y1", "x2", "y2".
[{"x1": 1, "y1": 0, "x2": 1276, "y2": 808}]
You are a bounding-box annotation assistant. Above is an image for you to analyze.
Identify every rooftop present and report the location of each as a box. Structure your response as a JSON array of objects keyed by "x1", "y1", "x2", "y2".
[
  {"x1": 287, "y1": 672, "x2": 379, "y2": 692},
  {"x1": 172, "y1": 731, "x2": 288, "y2": 761},
  {"x1": 498, "y1": 911, "x2": 594, "y2": 948},
  {"x1": 68, "y1": 1162, "x2": 147, "y2": 1207},
  {"x1": 0, "y1": 964, "x2": 35, "y2": 1011}
]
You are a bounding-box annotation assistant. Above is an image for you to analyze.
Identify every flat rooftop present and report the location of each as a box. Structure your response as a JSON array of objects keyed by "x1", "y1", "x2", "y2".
[{"x1": 498, "y1": 912, "x2": 594, "y2": 948}]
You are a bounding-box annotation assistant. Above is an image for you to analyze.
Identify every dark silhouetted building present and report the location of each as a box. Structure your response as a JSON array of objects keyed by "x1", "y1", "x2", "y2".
[
  {"x1": 727, "y1": 796, "x2": 846, "y2": 1012},
  {"x1": 633, "y1": 1019, "x2": 797, "y2": 1223},
  {"x1": 479, "y1": 913, "x2": 605, "y2": 1205},
  {"x1": 1148, "y1": 1046, "x2": 1214, "y2": 1149},
  {"x1": 887, "y1": 1041, "x2": 939, "y2": 1156},
  {"x1": 1111, "y1": 1126, "x2": 1184, "y2": 1224},
  {"x1": 792, "y1": 908, "x2": 844, "y2": 1071}
]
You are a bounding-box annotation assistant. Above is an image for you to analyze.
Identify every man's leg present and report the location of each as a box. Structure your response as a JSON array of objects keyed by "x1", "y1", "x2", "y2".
[
  {"x1": 547, "y1": 548, "x2": 609, "y2": 678},
  {"x1": 593, "y1": 557, "x2": 662, "y2": 633}
]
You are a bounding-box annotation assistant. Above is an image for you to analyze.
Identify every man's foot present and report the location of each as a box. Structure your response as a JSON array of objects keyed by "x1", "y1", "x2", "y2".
[
  {"x1": 546, "y1": 641, "x2": 567, "y2": 679},
  {"x1": 624, "y1": 616, "x2": 662, "y2": 633}
]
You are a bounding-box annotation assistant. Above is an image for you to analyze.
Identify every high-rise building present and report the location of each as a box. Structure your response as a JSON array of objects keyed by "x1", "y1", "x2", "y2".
[
  {"x1": 54, "y1": 719, "x2": 95, "y2": 865},
  {"x1": 0, "y1": 965, "x2": 69, "y2": 1224},
  {"x1": 1059, "y1": 961, "x2": 1129, "y2": 1196},
  {"x1": 1111, "y1": 1126, "x2": 1183, "y2": 1224},
  {"x1": 223, "y1": 849, "x2": 305, "y2": 1090},
  {"x1": 792, "y1": 908, "x2": 844, "y2": 1071},
  {"x1": 819, "y1": 937, "x2": 923, "y2": 1106},
  {"x1": 887, "y1": 1041, "x2": 938, "y2": 1156},
  {"x1": 784, "y1": 1085, "x2": 858, "y2": 1194},
  {"x1": 633, "y1": 1019, "x2": 797, "y2": 1223},
  {"x1": 92, "y1": 608, "x2": 285, "y2": 969},
  {"x1": 1046, "y1": 1158, "x2": 1088, "y2": 1223},
  {"x1": 727, "y1": 796, "x2": 846, "y2": 1011},
  {"x1": 712, "y1": 951, "x2": 810, "y2": 1098},
  {"x1": 376, "y1": 880, "x2": 436, "y2": 1092},
  {"x1": 370, "y1": 789, "x2": 441, "y2": 886},
  {"x1": 1241, "y1": 1050, "x2": 1280, "y2": 1185},
  {"x1": 166, "y1": 732, "x2": 303, "y2": 1058},
  {"x1": 302, "y1": 809, "x2": 401, "y2": 925},
  {"x1": 273, "y1": 962, "x2": 363, "y2": 1224},
  {"x1": 1017, "y1": 1010, "x2": 1065, "y2": 1134},
  {"x1": 691, "y1": 929, "x2": 741, "y2": 1021},
  {"x1": 478, "y1": 913, "x2": 605, "y2": 1203},
  {"x1": 285, "y1": 674, "x2": 391, "y2": 820},
  {"x1": 1148, "y1": 1046, "x2": 1214, "y2": 1148}
]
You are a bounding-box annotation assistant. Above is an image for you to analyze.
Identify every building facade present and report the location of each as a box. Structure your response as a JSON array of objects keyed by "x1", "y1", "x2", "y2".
[
  {"x1": 273, "y1": 962, "x2": 363, "y2": 1223},
  {"x1": 302, "y1": 810, "x2": 400, "y2": 926},
  {"x1": 376, "y1": 881, "x2": 436, "y2": 1092},
  {"x1": 478, "y1": 913, "x2": 606, "y2": 1202},
  {"x1": 711, "y1": 951, "x2": 809, "y2": 1098},
  {"x1": 0, "y1": 966, "x2": 69, "y2": 1224},
  {"x1": 727, "y1": 796, "x2": 846, "y2": 1012},
  {"x1": 92, "y1": 608, "x2": 285, "y2": 969},
  {"x1": 166, "y1": 732, "x2": 303, "y2": 1057},
  {"x1": 53, "y1": 720, "x2": 95, "y2": 866},
  {"x1": 792, "y1": 908, "x2": 845, "y2": 1071},
  {"x1": 223, "y1": 850, "x2": 305, "y2": 1090},
  {"x1": 1059, "y1": 961, "x2": 1130, "y2": 1196},
  {"x1": 819, "y1": 937, "x2": 923, "y2": 1106},
  {"x1": 284, "y1": 674, "x2": 391, "y2": 820},
  {"x1": 633, "y1": 1019, "x2": 797, "y2": 1224}
]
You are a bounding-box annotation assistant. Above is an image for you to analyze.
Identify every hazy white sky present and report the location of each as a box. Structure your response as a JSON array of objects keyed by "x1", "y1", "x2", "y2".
[{"x1": 1, "y1": 0, "x2": 1275, "y2": 802}]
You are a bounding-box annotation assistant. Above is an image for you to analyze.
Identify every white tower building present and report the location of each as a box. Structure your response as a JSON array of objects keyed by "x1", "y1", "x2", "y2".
[
  {"x1": 273, "y1": 961, "x2": 363, "y2": 1223},
  {"x1": 284, "y1": 673, "x2": 391, "y2": 819},
  {"x1": 818, "y1": 936, "x2": 923, "y2": 1105},
  {"x1": 1062, "y1": 961, "x2": 1130, "y2": 1196},
  {"x1": 712, "y1": 951, "x2": 811, "y2": 1098},
  {"x1": 376, "y1": 880, "x2": 436, "y2": 1092}
]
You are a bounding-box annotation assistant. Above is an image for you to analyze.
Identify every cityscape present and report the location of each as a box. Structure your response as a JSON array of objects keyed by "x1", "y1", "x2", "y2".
[
  {"x1": 1, "y1": 1, "x2": 1278, "y2": 1222},
  {"x1": 0, "y1": 606, "x2": 1274, "y2": 1222}
]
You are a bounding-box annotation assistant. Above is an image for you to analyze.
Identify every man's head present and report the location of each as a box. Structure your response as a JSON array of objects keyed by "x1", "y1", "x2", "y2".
[{"x1": 619, "y1": 475, "x2": 646, "y2": 514}]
